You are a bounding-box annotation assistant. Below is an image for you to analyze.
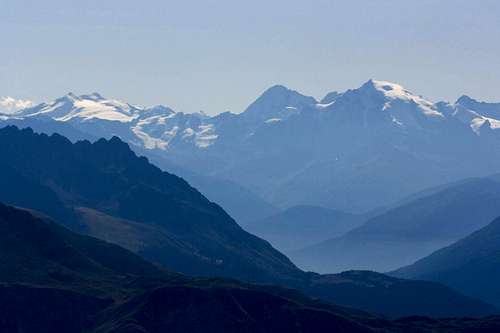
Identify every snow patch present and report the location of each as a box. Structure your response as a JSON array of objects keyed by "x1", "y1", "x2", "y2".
[
  {"x1": 131, "y1": 126, "x2": 169, "y2": 150},
  {"x1": 471, "y1": 117, "x2": 500, "y2": 133},
  {"x1": 372, "y1": 80, "x2": 443, "y2": 118},
  {"x1": 316, "y1": 101, "x2": 336, "y2": 109},
  {"x1": 55, "y1": 99, "x2": 137, "y2": 122},
  {"x1": 195, "y1": 124, "x2": 218, "y2": 148},
  {"x1": 182, "y1": 128, "x2": 195, "y2": 138}
]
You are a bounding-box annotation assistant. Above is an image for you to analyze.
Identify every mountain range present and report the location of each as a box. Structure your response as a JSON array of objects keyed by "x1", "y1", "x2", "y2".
[
  {"x1": 292, "y1": 175, "x2": 500, "y2": 273},
  {"x1": 3, "y1": 201, "x2": 500, "y2": 332},
  {"x1": 245, "y1": 205, "x2": 365, "y2": 253},
  {"x1": 0, "y1": 115, "x2": 277, "y2": 225},
  {"x1": 0, "y1": 125, "x2": 299, "y2": 285},
  {"x1": 3, "y1": 80, "x2": 500, "y2": 215},
  {"x1": 0, "y1": 125, "x2": 495, "y2": 319},
  {"x1": 0, "y1": 202, "x2": 377, "y2": 333}
]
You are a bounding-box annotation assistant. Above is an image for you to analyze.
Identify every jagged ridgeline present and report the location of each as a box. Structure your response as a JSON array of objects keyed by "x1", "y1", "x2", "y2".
[
  {"x1": 0, "y1": 125, "x2": 497, "y2": 320},
  {"x1": 3, "y1": 80, "x2": 500, "y2": 215}
]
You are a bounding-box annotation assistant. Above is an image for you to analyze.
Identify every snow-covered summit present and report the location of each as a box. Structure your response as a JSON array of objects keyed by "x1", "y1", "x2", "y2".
[
  {"x1": 361, "y1": 80, "x2": 443, "y2": 118},
  {"x1": 241, "y1": 85, "x2": 317, "y2": 123},
  {"x1": 18, "y1": 92, "x2": 142, "y2": 123},
  {"x1": 2, "y1": 81, "x2": 499, "y2": 156},
  {"x1": 0, "y1": 96, "x2": 34, "y2": 115},
  {"x1": 2, "y1": 81, "x2": 500, "y2": 216},
  {"x1": 437, "y1": 95, "x2": 500, "y2": 135}
]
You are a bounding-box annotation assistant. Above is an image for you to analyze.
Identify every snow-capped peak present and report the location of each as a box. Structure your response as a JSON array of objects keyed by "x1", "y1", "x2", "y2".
[
  {"x1": 21, "y1": 93, "x2": 140, "y2": 123},
  {"x1": 438, "y1": 95, "x2": 500, "y2": 135},
  {"x1": 370, "y1": 80, "x2": 411, "y2": 97},
  {"x1": 365, "y1": 80, "x2": 427, "y2": 103},
  {"x1": 0, "y1": 96, "x2": 35, "y2": 115},
  {"x1": 456, "y1": 95, "x2": 476, "y2": 106},
  {"x1": 241, "y1": 84, "x2": 317, "y2": 123},
  {"x1": 358, "y1": 79, "x2": 443, "y2": 118}
]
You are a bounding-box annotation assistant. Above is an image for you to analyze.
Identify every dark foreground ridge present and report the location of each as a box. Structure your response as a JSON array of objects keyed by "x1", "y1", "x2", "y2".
[{"x1": 2, "y1": 202, "x2": 500, "y2": 333}]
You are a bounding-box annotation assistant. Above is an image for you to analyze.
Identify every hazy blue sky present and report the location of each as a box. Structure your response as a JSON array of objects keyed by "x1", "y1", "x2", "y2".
[{"x1": 1, "y1": 0, "x2": 499, "y2": 114}]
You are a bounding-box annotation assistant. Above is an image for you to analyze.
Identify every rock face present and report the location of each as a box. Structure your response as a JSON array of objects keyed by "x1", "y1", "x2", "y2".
[{"x1": 3, "y1": 81, "x2": 500, "y2": 214}]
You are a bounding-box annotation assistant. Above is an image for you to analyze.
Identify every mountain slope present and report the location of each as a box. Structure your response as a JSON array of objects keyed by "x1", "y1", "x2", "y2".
[
  {"x1": 0, "y1": 126, "x2": 301, "y2": 284},
  {"x1": 2, "y1": 202, "x2": 500, "y2": 332},
  {"x1": 1, "y1": 126, "x2": 497, "y2": 319},
  {"x1": 392, "y1": 216, "x2": 500, "y2": 307},
  {"x1": 292, "y1": 176, "x2": 500, "y2": 273},
  {"x1": 0, "y1": 202, "x2": 165, "y2": 289},
  {"x1": 245, "y1": 205, "x2": 365, "y2": 252},
  {"x1": 0, "y1": 202, "x2": 381, "y2": 333},
  {"x1": 305, "y1": 271, "x2": 497, "y2": 318},
  {"x1": 0, "y1": 117, "x2": 277, "y2": 225},
  {"x1": 143, "y1": 150, "x2": 279, "y2": 224}
]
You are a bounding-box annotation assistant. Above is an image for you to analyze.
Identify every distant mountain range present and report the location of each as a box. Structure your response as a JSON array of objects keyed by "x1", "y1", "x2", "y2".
[
  {"x1": 0, "y1": 125, "x2": 495, "y2": 319},
  {"x1": 292, "y1": 175, "x2": 500, "y2": 273},
  {"x1": 246, "y1": 205, "x2": 365, "y2": 253},
  {"x1": 392, "y1": 215, "x2": 500, "y2": 308},
  {"x1": 3, "y1": 80, "x2": 500, "y2": 215}
]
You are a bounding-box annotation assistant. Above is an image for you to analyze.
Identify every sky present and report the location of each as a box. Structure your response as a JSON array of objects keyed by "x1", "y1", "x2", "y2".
[{"x1": 1, "y1": 0, "x2": 499, "y2": 115}]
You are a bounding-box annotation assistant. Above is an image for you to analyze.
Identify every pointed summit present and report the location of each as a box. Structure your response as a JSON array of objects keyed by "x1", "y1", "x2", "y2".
[
  {"x1": 322, "y1": 79, "x2": 444, "y2": 125},
  {"x1": 356, "y1": 79, "x2": 412, "y2": 98},
  {"x1": 456, "y1": 95, "x2": 476, "y2": 105},
  {"x1": 242, "y1": 85, "x2": 316, "y2": 122},
  {"x1": 261, "y1": 84, "x2": 291, "y2": 96},
  {"x1": 455, "y1": 95, "x2": 500, "y2": 119}
]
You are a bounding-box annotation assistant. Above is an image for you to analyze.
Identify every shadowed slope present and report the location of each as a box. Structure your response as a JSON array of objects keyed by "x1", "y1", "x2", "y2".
[{"x1": 393, "y1": 216, "x2": 500, "y2": 307}]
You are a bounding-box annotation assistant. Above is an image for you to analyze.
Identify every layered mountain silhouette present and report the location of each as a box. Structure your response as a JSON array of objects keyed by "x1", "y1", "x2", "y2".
[
  {"x1": 0, "y1": 125, "x2": 300, "y2": 284},
  {"x1": 246, "y1": 205, "x2": 365, "y2": 253},
  {"x1": 392, "y1": 215, "x2": 500, "y2": 308},
  {"x1": 2, "y1": 203, "x2": 500, "y2": 332},
  {"x1": 0, "y1": 116, "x2": 276, "y2": 225},
  {"x1": 3, "y1": 81, "x2": 500, "y2": 215},
  {"x1": 292, "y1": 175, "x2": 500, "y2": 273},
  {"x1": 0, "y1": 125, "x2": 495, "y2": 319},
  {"x1": 0, "y1": 202, "x2": 383, "y2": 333}
]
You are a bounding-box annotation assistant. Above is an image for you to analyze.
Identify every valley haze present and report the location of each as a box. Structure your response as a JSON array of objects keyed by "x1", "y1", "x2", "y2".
[{"x1": 2, "y1": 1, "x2": 500, "y2": 332}]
